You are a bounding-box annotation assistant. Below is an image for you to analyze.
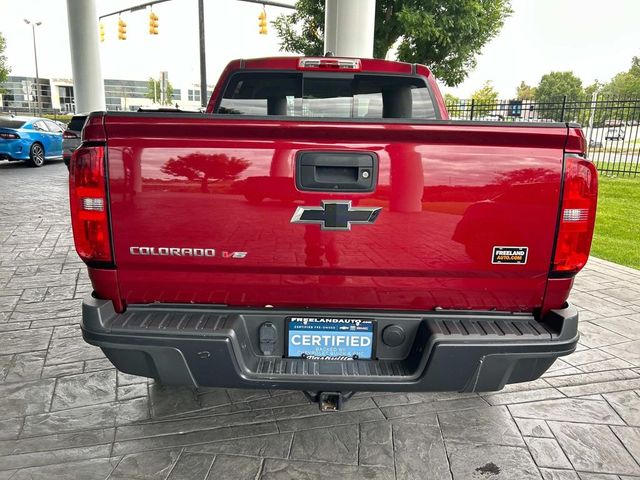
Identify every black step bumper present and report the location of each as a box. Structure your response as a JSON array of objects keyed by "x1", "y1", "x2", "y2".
[{"x1": 81, "y1": 296, "x2": 579, "y2": 393}]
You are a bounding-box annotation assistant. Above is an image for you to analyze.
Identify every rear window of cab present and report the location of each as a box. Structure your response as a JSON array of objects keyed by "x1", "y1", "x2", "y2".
[{"x1": 217, "y1": 72, "x2": 437, "y2": 119}]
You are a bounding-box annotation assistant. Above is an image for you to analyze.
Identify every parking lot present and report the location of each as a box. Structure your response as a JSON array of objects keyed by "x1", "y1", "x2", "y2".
[{"x1": 0, "y1": 160, "x2": 639, "y2": 479}]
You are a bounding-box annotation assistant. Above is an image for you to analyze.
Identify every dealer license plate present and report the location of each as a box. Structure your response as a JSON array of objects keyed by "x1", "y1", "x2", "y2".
[{"x1": 286, "y1": 317, "x2": 375, "y2": 360}]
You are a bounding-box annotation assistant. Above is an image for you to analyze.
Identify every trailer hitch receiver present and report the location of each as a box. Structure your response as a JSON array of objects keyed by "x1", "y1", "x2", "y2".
[{"x1": 304, "y1": 391, "x2": 354, "y2": 411}]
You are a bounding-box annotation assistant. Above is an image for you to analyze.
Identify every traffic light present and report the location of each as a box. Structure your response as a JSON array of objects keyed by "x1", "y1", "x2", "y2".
[
  {"x1": 118, "y1": 18, "x2": 127, "y2": 40},
  {"x1": 149, "y1": 11, "x2": 159, "y2": 35},
  {"x1": 258, "y1": 9, "x2": 267, "y2": 35},
  {"x1": 99, "y1": 22, "x2": 105, "y2": 42}
]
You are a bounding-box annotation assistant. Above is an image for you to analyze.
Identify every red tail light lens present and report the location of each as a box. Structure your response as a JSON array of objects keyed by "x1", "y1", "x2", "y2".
[
  {"x1": 63, "y1": 130, "x2": 79, "y2": 139},
  {"x1": 552, "y1": 155, "x2": 598, "y2": 275},
  {"x1": 0, "y1": 132, "x2": 20, "y2": 139},
  {"x1": 69, "y1": 145, "x2": 113, "y2": 264}
]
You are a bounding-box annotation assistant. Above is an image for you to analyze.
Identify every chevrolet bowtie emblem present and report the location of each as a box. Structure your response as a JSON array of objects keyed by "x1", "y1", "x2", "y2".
[{"x1": 290, "y1": 201, "x2": 382, "y2": 230}]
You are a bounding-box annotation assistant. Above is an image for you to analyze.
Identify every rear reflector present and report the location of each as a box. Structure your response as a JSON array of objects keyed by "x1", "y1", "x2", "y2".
[
  {"x1": 69, "y1": 145, "x2": 113, "y2": 264},
  {"x1": 298, "y1": 57, "x2": 362, "y2": 71},
  {"x1": 552, "y1": 155, "x2": 598, "y2": 275}
]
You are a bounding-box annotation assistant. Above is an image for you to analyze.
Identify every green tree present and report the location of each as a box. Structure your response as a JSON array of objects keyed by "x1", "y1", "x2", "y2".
[
  {"x1": 443, "y1": 92, "x2": 462, "y2": 117},
  {"x1": 471, "y1": 81, "x2": 498, "y2": 117},
  {"x1": 443, "y1": 93, "x2": 460, "y2": 106},
  {"x1": 600, "y1": 57, "x2": 640, "y2": 99},
  {"x1": 273, "y1": 0, "x2": 512, "y2": 86},
  {"x1": 516, "y1": 81, "x2": 536, "y2": 101},
  {"x1": 595, "y1": 58, "x2": 640, "y2": 126},
  {"x1": 0, "y1": 32, "x2": 10, "y2": 94},
  {"x1": 146, "y1": 77, "x2": 175, "y2": 105},
  {"x1": 534, "y1": 71, "x2": 584, "y2": 121}
]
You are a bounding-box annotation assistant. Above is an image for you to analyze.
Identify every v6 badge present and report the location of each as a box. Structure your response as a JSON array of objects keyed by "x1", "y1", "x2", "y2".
[{"x1": 492, "y1": 246, "x2": 528, "y2": 264}]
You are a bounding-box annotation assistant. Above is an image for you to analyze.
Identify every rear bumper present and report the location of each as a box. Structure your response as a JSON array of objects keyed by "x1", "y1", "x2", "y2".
[
  {"x1": 0, "y1": 140, "x2": 29, "y2": 161},
  {"x1": 81, "y1": 296, "x2": 579, "y2": 393}
]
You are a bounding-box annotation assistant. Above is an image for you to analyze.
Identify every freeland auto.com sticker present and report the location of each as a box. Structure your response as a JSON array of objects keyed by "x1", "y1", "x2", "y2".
[{"x1": 492, "y1": 246, "x2": 528, "y2": 264}]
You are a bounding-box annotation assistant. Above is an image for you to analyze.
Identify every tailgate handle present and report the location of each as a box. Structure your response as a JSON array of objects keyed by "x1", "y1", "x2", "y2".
[{"x1": 296, "y1": 151, "x2": 377, "y2": 192}]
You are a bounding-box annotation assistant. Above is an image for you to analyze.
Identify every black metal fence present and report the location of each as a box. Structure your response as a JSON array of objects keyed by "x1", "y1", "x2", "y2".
[
  {"x1": 3, "y1": 97, "x2": 639, "y2": 176},
  {"x1": 446, "y1": 97, "x2": 640, "y2": 176}
]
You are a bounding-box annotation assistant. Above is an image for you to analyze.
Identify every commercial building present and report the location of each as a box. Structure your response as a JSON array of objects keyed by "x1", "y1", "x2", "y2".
[
  {"x1": 0, "y1": 76, "x2": 53, "y2": 113},
  {"x1": 0, "y1": 76, "x2": 213, "y2": 114}
]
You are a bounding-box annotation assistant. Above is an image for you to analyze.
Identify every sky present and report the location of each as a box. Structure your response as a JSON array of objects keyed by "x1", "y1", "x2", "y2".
[
  {"x1": 0, "y1": 0, "x2": 298, "y2": 89},
  {"x1": 444, "y1": 0, "x2": 640, "y2": 98},
  {"x1": 0, "y1": 0, "x2": 639, "y2": 98}
]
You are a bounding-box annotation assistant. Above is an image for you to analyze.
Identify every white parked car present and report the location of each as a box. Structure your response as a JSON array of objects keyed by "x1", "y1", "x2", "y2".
[{"x1": 605, "y1": 127, "x2": 625, "y2": 141}]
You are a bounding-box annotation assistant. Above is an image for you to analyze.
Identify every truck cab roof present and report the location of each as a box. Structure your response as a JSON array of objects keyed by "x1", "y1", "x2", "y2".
[{"x1": 233, "y1": 56, "x2": 431, "y2": 76}]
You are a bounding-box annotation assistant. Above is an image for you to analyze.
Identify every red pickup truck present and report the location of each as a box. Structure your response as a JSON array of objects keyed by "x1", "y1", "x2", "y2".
[{"x1": 71, "y1": 56, "x2": 597, "y2": 410}]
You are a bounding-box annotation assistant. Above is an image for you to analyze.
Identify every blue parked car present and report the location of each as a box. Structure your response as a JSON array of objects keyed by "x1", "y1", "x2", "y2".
[{"x1": 0, "y1": 116, "x2": 64, "y2": 167}]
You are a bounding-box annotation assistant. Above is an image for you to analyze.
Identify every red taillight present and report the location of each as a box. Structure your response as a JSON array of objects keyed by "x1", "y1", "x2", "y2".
[
  {"x1": 63, "y1": 130, "x2": 79, "y2": 139},
  {"x1": 297, "y1": 57, "x2": 362, "y2": 71},
  {"x1": 552, "y1": 155, "x2": 598, "y2": 275},
  {"x1": 0, "y1": 132, "x2": 20, "y2": 139},
  {"x1": 69, "y1": 145, "x2": 112, "y2": 264}
]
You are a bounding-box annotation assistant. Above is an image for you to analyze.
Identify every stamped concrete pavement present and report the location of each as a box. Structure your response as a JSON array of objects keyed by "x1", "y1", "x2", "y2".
[{"x1": 1, "y1": 160, "x2": 639, "y2": 479}]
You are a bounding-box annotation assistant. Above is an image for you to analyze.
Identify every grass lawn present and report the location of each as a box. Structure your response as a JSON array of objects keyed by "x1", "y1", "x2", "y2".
[{"x1": 591, "y1": 173, "x2": 640, "y2": 269}]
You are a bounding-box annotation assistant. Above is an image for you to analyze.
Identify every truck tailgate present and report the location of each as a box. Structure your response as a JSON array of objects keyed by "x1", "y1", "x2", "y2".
[{"x1": 104, "y1": 115, "x2": 568, "y2": 312}]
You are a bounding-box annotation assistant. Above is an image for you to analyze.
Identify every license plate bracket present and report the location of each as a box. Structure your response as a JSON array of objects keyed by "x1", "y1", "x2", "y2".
[{"x1": 286, "y1": 317, "x2": 375, "y2": 360}]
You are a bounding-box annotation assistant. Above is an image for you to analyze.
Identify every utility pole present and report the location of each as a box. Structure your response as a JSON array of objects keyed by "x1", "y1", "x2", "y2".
[
  {"x1": 588, "y1": 90, "x2": 599, "y2": 131},
  {"x1": 122, "y1": 86, "x2": 128, "y2": 110},
  {"x1": 198, "y1": 0, "x2": 206, "y2": 108},
  {"x1": 160, "y1": 71, "x2": 168, "y2": 105},
  {"x1": 24, "y1": 19, "x2": 42, "y2": 115}
]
